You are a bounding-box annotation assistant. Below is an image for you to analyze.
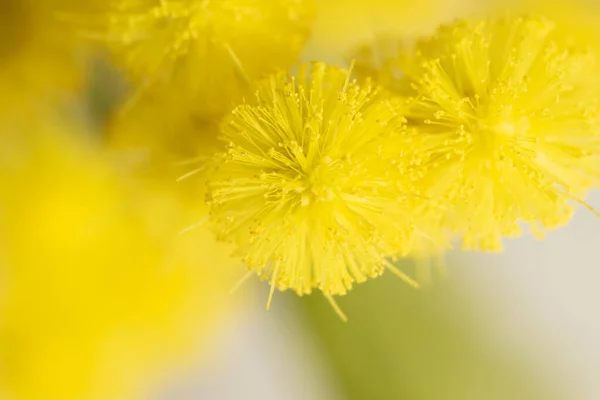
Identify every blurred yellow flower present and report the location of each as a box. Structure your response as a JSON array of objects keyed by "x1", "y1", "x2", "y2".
[
  {"x1": 73, "y1": 0, "x2": 314, "y2": 118},
  {"x1": 0, "y1": 125, "x2": 237, "y2": 400},
  {"x1": 207, "y1": 62, "x2": 443, "y2": 306},
  {"x1": 304, "y1": 0, "x2": 480, "y2": 64},
  {"x1": 358, "y1": 15, "x2": 600, "y2": 251},
  {"x1": 491, "y1": 0, "x2": 600, "y2": 51},
  {"x1": 0, "y1": 0, "x2": 85, "y2": 123},
  {"x1": 107, "y1": 83, "x2": 223, "y2": 171}
]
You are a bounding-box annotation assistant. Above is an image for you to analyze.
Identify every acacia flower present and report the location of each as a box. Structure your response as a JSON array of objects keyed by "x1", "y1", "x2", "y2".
[
  {"x1": 72, "y1": 0, "x2": 314, "y2": 118},
  {"x1": 207, "y1": 62, "x2": 443, "y2": 309},
  {"x1": 358, "y1": 15, "x2": 600, "y2": 251}
]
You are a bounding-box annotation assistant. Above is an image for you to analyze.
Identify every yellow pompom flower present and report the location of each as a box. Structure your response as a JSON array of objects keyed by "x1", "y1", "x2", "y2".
[
  {"x1": 0, "y1": 126, "x2": 236, "y2": 400},
  {"x1": 74, "y1": 0, "x2": 314, "y2": 118},
  {"x1": 359, "y1": 15, "x2": 600, "y2": 251},
  {"x1": 207, "y1": 62, "x2": 441, "y2": 308}
]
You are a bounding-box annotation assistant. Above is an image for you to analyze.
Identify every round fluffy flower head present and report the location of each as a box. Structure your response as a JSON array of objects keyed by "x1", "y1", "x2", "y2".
[
  {"x1": 208, "y1": 62, "x2": 430, "y2": 298},
  {"x1": 367, "y1": 15, "x2": 600, "y2": 251},
  {"x1": 78, "y1": 0, "x2": 313, "y2": 118}
]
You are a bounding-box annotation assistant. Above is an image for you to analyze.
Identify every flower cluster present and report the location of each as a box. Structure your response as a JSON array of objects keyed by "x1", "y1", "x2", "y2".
[
  {"x1": 206, "y1": 13, "x2": 600, "y2": 302},
  {"x1": 356, "y1": 15, "x2": 600, "y2": 251},
  {"x1": 2, "y1": 2, "x2": 600, "y2": 398},
  {"x1": 94, "y1": 7, "x2": 600, "y2": 299}
]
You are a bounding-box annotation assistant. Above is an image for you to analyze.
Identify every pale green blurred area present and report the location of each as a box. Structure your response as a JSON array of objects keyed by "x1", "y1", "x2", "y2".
[{"x1": 294, "y1": 267, "x2": 558, "y2": 400}]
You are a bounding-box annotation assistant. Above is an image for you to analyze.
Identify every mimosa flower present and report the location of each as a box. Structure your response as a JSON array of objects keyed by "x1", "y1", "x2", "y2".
[
  {"x1": 207, "y1": 62, "x2": 441, "y2": 304},
  {"x1": 0, "y1": 126, "x2": 237, "y2": 400},
  {"x1": 358, "y1": 15, "x2": 600, "y2": 251},
  {"x1": 73, "y1": 0, "x2": 314, "y2": 118}
]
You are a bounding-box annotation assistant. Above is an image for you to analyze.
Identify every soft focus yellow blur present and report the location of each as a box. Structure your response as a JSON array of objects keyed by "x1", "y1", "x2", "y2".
[
  {"x1": 484, "y1": 0, "x2": 600, "y2": 58},
  {"x1": 107, "y1": 83, "x2": 224, "y2": 169},
  {"x1": 304, "y1": 0, "x2": 481, "y2": 63},
  {"x1": 0, "y1": 125, "x2": 238, "y2": 400},
  {"x1": 0, "y1": 2, "x2": 243, "y2": 398},
  {"x1": 0, "y1": 0, "x2": 85, "y2": 123}
]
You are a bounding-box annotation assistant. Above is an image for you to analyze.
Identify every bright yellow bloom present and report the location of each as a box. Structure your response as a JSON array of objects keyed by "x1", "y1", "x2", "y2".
[
  {"x1": 207, "y1": 62, "x2": 441, "y2": 302},
  {"x1": 359, "y1": 15, "x2": 600, "y2": 251},
  {"x1": 74, "y1": 0, "x2": 314, "y2": 118},
  {"x1": 0, "y1": 126, "x2": 236, "y2": 400}
]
